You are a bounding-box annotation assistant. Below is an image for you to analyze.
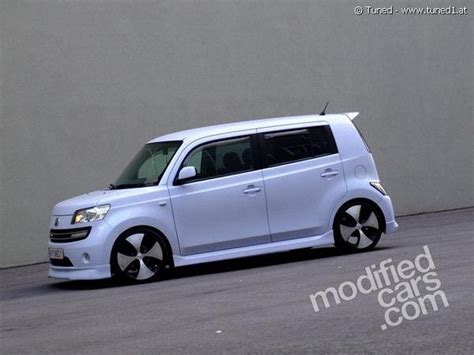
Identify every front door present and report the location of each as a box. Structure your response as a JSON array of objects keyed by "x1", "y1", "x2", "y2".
[{"x1": 168, "y1": 133, "x2": 271, "y2": 255}]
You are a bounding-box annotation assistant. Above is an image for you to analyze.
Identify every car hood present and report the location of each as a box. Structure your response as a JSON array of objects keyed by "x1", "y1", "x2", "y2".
[{"x1": 52, "y1": 187, "x2": 164, "y2": 216}]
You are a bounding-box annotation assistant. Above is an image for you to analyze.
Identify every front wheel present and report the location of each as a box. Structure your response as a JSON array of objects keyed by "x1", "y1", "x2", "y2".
[
  {"x1": 111, "y1": 228, "x2": 167, "y2": 283},
  {"x1": 333, "y1": 200, "x2": 384, "y2": 252}
]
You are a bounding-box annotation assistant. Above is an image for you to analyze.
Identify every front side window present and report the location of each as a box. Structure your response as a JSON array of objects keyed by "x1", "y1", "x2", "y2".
[
  {"x1": 181, "y1": 136, "x2": 254, "y2": 182},
  {"x1": 113, "y1": 141, "x2": 181, "y2": 189},
  {"x1": 264, "y1": 126, "x2": 337, "y2": 167}
]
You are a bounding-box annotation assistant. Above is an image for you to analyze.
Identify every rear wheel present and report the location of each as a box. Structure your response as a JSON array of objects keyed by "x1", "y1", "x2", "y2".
[
  {"x1": 111, "y1": 228, "x2": 167, "y2": 283},
  {"x1": 333, "y1": 200, "x2": 383, "y2": 252}
]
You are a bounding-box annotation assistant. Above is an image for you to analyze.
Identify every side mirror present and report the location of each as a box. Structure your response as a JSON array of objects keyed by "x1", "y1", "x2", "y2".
[{"x1": 177, "y1": 166, "x2": 197, "y2": 183}]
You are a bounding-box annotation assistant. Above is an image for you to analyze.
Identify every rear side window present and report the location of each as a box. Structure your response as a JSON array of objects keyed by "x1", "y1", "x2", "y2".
[
  {"x1": 263, "y1": 126, "x2": 337, "y2": 167},
  {"x1": 352, "y1": 122, "x2": 371, "y2": 153},
  {"x1": 182, "y1": 136, "x2": 254, "y2": 182}
]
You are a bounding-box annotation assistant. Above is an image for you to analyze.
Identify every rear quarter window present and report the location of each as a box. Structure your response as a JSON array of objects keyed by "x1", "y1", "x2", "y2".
[{"x1": 351, "y1": 122, "x2": 372, "y2": 153}]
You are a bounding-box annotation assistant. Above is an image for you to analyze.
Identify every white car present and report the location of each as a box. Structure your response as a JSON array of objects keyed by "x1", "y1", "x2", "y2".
[{"x1": 48, "y1": 112, "x2": 398, "y2": 282}]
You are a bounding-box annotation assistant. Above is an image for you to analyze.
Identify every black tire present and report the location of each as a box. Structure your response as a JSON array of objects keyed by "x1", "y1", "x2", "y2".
[
  {"x1": 333, "y1": 199, "x2": 384, "y2": 252},
  {"x1": 111, "y1": 227, "x2": 168, "y2": 283}
]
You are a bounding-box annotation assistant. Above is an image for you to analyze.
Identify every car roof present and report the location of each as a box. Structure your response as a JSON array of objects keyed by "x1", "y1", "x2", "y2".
[{"x1": 148, "y1": 112, "x2": 356, "y2": 143}]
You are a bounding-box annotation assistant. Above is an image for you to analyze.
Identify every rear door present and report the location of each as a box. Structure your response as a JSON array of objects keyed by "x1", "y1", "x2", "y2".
[{"x1": 257, "y1": 123, "x2": 346, "y2": 241}]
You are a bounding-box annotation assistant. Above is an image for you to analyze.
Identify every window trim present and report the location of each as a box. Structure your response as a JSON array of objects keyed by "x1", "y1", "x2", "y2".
[
  {"x1": 173, "y1": 134, "x2": 261, "y2": 186},
  {"x1": 258, "y1": 125, "x2": 338, "y2": 169}
]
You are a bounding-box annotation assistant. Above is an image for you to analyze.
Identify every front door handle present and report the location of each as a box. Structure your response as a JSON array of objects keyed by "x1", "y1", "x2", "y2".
[
  {"x1": 320, "y1": 169, "x2": 339, "y2": 178},
  {"x1": 243, "y1": 185, "x2": 262, "y2": 194}
]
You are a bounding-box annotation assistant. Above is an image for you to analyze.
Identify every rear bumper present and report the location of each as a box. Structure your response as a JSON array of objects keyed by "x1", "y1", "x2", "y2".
[
  {"x1": 385, "y1": 220, "x2": 399, "y2": 234},
  {"x1": 378, "y1": 195, "x2": 399, "y2": 234}
]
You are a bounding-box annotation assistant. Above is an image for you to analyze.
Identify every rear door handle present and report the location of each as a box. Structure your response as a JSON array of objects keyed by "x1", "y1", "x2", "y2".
[
  {"x1": 243, "y1": 185, "x2": 262, "y2": 194},
  {"x1": 320, "y1": 169, "x2": 339, "y2": 178}
]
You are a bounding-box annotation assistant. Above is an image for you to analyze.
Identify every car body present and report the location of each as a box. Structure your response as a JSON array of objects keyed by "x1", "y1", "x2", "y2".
[{"x1": 48, "y1": 112, "x2": 398, "y2": 282}]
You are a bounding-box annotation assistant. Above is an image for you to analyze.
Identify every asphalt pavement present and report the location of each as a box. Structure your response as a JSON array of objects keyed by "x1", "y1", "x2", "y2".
[{"x1": 1, "y1": 208, "x2": 473, "y2": 354}]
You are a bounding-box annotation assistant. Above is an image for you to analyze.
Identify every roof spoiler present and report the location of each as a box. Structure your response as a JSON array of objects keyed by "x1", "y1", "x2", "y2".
[{"x1": 344, "y1": 112, "x2": 359, "y2": 120}]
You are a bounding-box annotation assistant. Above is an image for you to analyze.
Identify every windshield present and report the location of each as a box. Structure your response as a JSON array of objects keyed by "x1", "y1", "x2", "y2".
[{"x1": 112, "y1": 141, "x2": 182, "y2": 189}]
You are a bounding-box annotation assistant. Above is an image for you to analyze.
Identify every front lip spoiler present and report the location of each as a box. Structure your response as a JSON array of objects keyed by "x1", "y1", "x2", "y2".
[{"x1": 48, "y1": 264, "x2": 111, "y2": 280}]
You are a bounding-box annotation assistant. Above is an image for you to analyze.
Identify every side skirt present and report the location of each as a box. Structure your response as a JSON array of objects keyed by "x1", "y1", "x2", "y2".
[{"x1": 173, "y1": 230, "x2": 334, "y2": 267}]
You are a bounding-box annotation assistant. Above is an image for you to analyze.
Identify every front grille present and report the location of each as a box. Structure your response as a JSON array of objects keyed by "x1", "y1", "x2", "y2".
[
  {"x1": 49, "y1": 257, "x2": 73, "y2": 267},
  {"x1": 50, "y1": 227, "x2": 91, "y2": 243}
]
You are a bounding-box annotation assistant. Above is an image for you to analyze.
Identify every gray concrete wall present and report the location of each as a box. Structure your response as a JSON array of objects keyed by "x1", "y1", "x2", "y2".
[{"x1": 1, "y1": 0, "x2": 472, "y2": 267}]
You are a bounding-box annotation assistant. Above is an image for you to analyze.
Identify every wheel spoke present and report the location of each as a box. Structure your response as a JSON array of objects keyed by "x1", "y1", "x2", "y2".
[
  {"x1": 358, "y1": 229, "x2": 373, "y2": 248},
  {"x1": 125, "y1": 233, "x2": 145, "y2": 254},
  {"x1": 348, "y1": 234, "x2": 359, "y2": 245},
  {"x1": 136, "y1": 259, "x2": 155, "y2": 280},
  {"x1": 345, "y1": 205, "x2": 361, "y2": 223},
  {"x1": 362, "y1": 212, "x2": 379, "y2": 229},
  {"x1": 340, "y1": 225, "x2": 357, "y2": 241},
  {"x1": 143, "y1": 241, "x2": 163, "y2": 260},
  {"x1": 117, "y1": 252, "x2": 136, "y2": 271}
]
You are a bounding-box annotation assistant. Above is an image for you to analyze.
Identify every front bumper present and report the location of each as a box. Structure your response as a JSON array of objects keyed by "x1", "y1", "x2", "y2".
[{"x1": 48, "y1": 221, "x2": 113, "y2": 280}]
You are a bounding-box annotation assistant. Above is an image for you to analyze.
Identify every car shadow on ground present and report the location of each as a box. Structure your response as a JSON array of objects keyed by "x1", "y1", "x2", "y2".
[{"x1": 50, "y1": 246, "x2": 394, "y2": 291}]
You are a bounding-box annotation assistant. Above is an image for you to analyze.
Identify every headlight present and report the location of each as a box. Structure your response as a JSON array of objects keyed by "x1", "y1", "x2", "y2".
[
  {"x1": 72, "y1": 205, "x2": 110, "y2": 224},
  {"x1": 370, "y1": 182, "x2": 387, "y2": 196}
]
